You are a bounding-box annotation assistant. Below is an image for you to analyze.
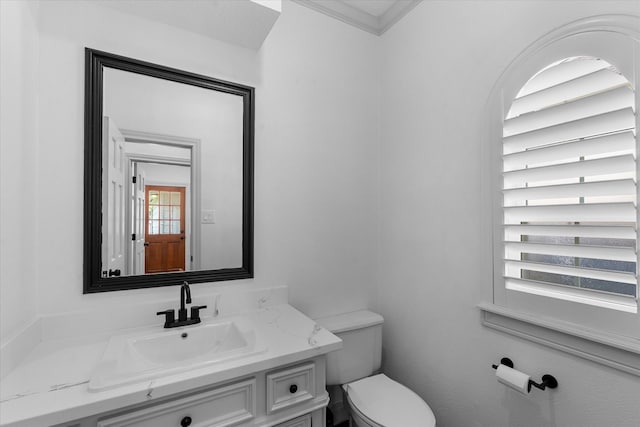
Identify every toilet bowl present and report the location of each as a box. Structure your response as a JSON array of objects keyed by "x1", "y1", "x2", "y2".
[
  {"x1": 345, "y1": 374, "x2": 436, "y2": 427},
  {"x1": 315, "y1": 311, "x2": 436, "y2": 427}
]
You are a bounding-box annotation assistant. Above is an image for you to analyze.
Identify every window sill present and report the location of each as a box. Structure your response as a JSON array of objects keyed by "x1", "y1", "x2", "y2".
[{"x1": 478, "y1": 302, "x2": 640, "y2": 376}]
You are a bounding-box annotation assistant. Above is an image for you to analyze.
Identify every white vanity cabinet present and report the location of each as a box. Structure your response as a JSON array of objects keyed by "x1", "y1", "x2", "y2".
[
  {"x1": 57, "y1": 357, "x2": 327, "y2": 427},
  {"x1": 274, "y1": 414, "x2": 311, "y2": 427},
  {"x1": 1, "y1": 304, "x2": 342, "y2": 427},
  {"x1": 95, "y1": 378, "x2": 257, "y2": 427}
]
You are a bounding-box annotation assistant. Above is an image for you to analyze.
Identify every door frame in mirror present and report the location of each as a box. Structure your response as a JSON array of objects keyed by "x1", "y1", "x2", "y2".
[{"x1": 84, "y1": 48, "x2": 254, "y2": 293}]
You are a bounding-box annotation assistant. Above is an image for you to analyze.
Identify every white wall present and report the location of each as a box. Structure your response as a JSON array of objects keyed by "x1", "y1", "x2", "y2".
[
  {"x1": 0, "y1": 1, "x2": 40, "y2": 342},
  {"x1": 256, "y1": 2, "x2": 380, "y2": 317},
  {"x1": 378, "y1": 2, "x2": 640, "y2": 427},
  {"x1": 24, "y1": 0, "x2": 379, "y2": 319}
]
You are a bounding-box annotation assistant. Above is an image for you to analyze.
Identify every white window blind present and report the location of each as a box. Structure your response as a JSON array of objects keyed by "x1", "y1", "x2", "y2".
[{"x1": 502, "y1": 57, "x2": 638, "y2": 313}]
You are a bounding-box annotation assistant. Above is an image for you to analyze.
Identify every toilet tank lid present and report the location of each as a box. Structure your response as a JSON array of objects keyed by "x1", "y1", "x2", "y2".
[{"x1": 315, "y1": 310, "x2": 384, "y2": 334}]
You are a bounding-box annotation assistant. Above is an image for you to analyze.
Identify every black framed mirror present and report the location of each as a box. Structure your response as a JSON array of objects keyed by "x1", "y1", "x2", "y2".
[{"x1": 84, "y1": 48, "x2": 254, "y2": 293}]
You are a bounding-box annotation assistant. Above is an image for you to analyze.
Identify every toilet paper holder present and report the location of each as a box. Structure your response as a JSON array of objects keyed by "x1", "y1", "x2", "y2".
[{"x1": 491, "y1": 357, "x2": 558, "y2": 392}]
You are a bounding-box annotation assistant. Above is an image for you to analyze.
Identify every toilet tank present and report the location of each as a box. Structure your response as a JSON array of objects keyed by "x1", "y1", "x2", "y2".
[{"x1": 315, "y1": 310, "x2": 384, "y2": 386}]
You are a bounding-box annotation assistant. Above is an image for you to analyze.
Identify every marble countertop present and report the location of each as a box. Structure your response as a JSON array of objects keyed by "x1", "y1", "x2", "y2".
[{"x1": 0, "y1": 304, "x2": 342, "y2": 427}]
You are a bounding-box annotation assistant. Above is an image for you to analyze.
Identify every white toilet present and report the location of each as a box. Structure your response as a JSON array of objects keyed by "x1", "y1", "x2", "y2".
[{"x1": 316, "y1": 310, "x2": 436, "y2": 427}]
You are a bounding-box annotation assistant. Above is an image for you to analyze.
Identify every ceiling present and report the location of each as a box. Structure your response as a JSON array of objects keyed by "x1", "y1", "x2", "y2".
[
  {"x1": 291, "y1": 0, "x2": 422, "y2": 35},
  {"x1": 96, "y1": 0, "x2": 421, "y2": 50}
]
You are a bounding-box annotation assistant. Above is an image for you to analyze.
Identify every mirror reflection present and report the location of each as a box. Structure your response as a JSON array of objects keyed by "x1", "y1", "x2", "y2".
[{"x1": 101, "y1": 68, "x2": 243, "y2": 277}]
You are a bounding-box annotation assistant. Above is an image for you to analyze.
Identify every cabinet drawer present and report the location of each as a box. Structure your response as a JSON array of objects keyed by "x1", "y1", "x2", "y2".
[
  {"x1": 275, "y1": 414, "x2": 312, "y2": 427},
  {"x1": 97, "y1": 378, "x2": 256, "y2": 427},
  {"x1": 266, "y1": 363, "x2": 315, "y2": 414}
]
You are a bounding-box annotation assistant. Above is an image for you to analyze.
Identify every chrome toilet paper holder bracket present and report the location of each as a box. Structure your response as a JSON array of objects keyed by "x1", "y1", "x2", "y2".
[{"x1": 491, "y1": 357, "x2": 559, "y2": 392}]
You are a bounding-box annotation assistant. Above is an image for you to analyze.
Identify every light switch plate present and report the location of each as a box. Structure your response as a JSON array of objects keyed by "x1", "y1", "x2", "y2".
[{"x1": 202, "y1": 210, "x2": 215, "y2": 224}]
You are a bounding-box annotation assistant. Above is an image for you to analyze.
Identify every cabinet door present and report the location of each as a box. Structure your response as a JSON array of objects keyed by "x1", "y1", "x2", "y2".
[
  {"x1": 275, "y1": 414, "x2": 312, "y2": 427},
  {"x1": 97, "y1": 378, "x2": 255, "y2": 427}
]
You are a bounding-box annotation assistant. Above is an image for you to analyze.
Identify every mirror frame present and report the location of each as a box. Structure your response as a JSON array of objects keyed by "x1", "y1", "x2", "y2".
[{"x1": 84, "y1": 48, "x2": 254, "y2": 293}]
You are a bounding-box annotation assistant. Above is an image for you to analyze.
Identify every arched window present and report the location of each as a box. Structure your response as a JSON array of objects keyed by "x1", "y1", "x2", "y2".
[
  {"x1": 502, "y1": 56, "x2": 637, "y2": 312},
  {"x1": 481, "y1": 15, "x2": 640, "y2": 376}
]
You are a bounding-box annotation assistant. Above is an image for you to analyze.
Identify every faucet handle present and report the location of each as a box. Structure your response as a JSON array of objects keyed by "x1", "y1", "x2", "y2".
[
  {"x1": 190, "y1": 305, "x2": 207, "y2": 322},
  {"x1": 156, "y1": 309, "x2": 175, "y2": 328}
]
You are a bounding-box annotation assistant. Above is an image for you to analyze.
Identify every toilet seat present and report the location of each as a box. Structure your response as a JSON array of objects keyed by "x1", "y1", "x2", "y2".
[{"x1": 343, "y1": 374, "x2": 436, "y2": 427}]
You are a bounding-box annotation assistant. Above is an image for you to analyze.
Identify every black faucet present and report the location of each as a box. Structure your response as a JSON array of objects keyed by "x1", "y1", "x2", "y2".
[
  {"x1": 157, "y1": 282, "x2": 207, "y2": 328},
  {"x1": 179, "y1": 281, "x2": 191, "y2": 321}
]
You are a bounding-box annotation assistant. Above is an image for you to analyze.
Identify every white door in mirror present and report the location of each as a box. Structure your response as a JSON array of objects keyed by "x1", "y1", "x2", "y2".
[{"x1": 102, "y1": 117, "x2": 126, "y2": 277}]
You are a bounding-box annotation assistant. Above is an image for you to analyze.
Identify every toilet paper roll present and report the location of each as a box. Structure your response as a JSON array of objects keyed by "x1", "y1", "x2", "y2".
[{"x1": 496, "y1": 364, "x2": 530, "y2": 394}]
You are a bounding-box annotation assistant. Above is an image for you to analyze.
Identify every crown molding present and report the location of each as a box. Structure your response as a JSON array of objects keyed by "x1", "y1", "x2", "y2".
[
  {"x1": 378, "y1": 0, "x2": 422, "y2": 34},
  {"x1": 291, "y1": 0, "x2": 421, "y2": 36}
]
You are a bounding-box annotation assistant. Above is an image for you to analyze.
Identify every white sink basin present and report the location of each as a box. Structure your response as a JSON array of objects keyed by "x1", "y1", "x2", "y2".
[
  {"x1": 89, "y1": 319, "x2": 266, "y2": 391},
  {"x1": 131, "y1": 322, "x2": 248, "y2": 365}
]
